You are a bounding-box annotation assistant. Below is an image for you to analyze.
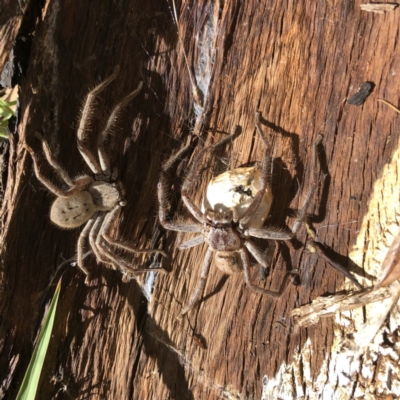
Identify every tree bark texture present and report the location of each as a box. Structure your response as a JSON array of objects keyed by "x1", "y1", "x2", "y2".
[{"x1": 1, "y1": 1, "x2": 400, "y2": 399}]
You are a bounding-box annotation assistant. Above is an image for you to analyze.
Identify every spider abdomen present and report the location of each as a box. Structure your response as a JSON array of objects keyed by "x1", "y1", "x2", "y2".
[
  {"x1": 202, "y1": 166, "x2": 273, "y2": 229},
  {"x1": 215, "y1": 251, "x2": 242, "y2": 274},
  {"x1": 50, "y1": 191, "x2": 97, "y2": 229}
]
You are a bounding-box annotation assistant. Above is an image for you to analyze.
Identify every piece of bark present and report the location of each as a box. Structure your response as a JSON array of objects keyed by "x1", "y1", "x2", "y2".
[
  {"x1": 347, "y1": 81, "x2": 375, "y2": 105},
  {"x1": 0, "y1": 0, "x2": 25, "y2": 75}
]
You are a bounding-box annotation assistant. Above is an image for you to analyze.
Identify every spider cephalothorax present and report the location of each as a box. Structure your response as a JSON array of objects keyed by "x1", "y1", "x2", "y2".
[
  {"x1": 25, "y1": 69, "x2": 166, "y2": 280},
  {"x1": 158, "y1": 112, "x2": 322, "y2": 314}
]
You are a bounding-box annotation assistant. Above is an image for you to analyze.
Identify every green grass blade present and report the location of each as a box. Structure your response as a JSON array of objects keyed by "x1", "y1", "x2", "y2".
[
  {"x1": 16, "y1": 279, "x2": 62, "y2": 400},
  {"x1": 0, "y1": 98, "x2": 16, "y2": 119},
  {"x1": 0, "y1": 125, "x2": 9, "y2": 138}
]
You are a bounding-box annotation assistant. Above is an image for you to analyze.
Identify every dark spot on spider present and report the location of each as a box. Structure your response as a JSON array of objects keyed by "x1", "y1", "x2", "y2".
[{"x1": 235, "y1": 185, "x2": 253, "y2": 197}]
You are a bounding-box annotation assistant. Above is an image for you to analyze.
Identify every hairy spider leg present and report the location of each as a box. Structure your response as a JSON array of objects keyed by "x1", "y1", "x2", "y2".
[
  {"x1": 292, "y1": 134, "x2": 323, "y2": 234},
  {"x1": 25, "y1": 140, "x2": 92, "y2": 198},
  {"x1": 87, "y1": 205, "x2": 167, "y2": 276},
  {"x1": 240, "y1": 247, "x2": 296, "y2": 297},
  {"x1": 77, "y1": 69, "x2": 120, "y2": 174},
  {"x1": 181, "y1": 248, "x2": 213, "y2": 315},
  {"x1": 180, "y1": 126, "x2": 241, "y2": 223},
  {"x1": 97, "y1": 81, "x2": 143, "y2": 177},
  {"x1": 178, "y1": 235, "x2": 205, "y2": 250},
  {"x1": 36, "y1": 132, "x2": 75, "y2": 186},
  {"x1": 158, "y1": 136, "x2": 203, "y2": 233},
  {"x1": 158, "y1": 127, "x2": 241, "y2": 239},
  {"x1": 77, "y1": 70, "x2": 143, "y2": 179},
  {"x1": 77, "y1": 216, "x2": 97, "y2": 276}
]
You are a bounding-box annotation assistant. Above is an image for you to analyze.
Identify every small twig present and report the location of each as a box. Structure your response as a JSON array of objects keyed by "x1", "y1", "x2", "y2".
[{"x1": 378, "y1": 99, "x2": 400, "y2": 114}]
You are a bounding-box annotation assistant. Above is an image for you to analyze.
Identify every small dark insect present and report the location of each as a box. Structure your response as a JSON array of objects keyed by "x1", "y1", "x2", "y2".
[
  {"x1": 347, "y1": 82, "x2": 375, "y2": 105},
  {"x1": 192, "y1": 332, "x2": 207, "y2": 349}
]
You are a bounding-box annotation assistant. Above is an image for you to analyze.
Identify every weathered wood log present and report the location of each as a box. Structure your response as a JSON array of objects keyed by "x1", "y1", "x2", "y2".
[
  {"x1": 1, "y1": 0, "x2": 400, "y2": 399},
  {"x1": 0, "y1": 0, "x2": 25, "y2": 74}
]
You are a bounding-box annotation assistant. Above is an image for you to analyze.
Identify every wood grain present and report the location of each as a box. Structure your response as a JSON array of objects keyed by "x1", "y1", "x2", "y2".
[{"x1": 1, "y1": 0, "x2": 400, "y2": 398}]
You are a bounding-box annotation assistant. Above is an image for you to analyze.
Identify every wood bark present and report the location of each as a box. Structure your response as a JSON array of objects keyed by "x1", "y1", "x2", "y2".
[
  {"x1": 0, "y1": 0, "x2": 25, "y2": 74},
  {"x1": 1, "y1": 0, "x2": 400, "y2": 399}
]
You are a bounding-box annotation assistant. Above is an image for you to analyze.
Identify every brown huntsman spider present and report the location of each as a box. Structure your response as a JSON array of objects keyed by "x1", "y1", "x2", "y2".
[
  {"x1": 25, "y1": 69, "x2": 166, "y2": 281},
  {"x1": 158, "y1": 112, "x2": 322, "y2": 314}
]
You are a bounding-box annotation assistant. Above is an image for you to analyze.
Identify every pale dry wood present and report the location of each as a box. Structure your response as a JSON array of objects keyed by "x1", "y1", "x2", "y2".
[
  {"x1": 375, "y1": 232, "x2": 400, "y2": 287},
  {"x1": 0, "y1": 0, "x2": 400, "y2": 399},
  {"x1": 360, "y1": 3, "x2": 399, "y2": 14},
  {"x1": 290, "y1": 287, "x2": 392, "y2": 327}
]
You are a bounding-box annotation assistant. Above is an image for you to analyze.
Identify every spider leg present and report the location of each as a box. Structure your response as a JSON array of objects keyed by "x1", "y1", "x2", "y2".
[
  {"x1": 96, "y1": 205, "x2": 167, "y2": 274},
  {"x1": 158, "y1": 176, "x2": 203, "y2": 232},
  {"x1": 89, "y1": 211, "x2": 132, "y2": 272},
  {"x1": 181, "y1": 248, "x2": 213, "y2": 316},
  {"x1": 239, "y1": 112, "x2": 271, "y2": 227},
  {"x1": 254, "y1": 110, "x2": 270, "y2": 147},
  {"x1": 24, "y1": 143, "x2": 92, "y2": 197},
  {"x1": 77, "y1": 217, "x2": 97, "y2": 278},
  {"x1": 104, "y1": 236, "x2": 168, "y2": 258},
  {"x1": 158, "y1": 136, "x2": 203, "y2": 231},
  {"x1": 305, "y1": 236, "x2": 364, "y2": 290},
  {"x1": 77, "y1": 68, "x2": 119, "y2": 174},
  {"x1": 178, "y1": 235, "x2": 205, "y2": 250},
  {"x1": 244, "y1": 238, "x2": 298, "y2": 276},
  {"x1": 34, "y1": 132, "x2": 74, "y2": 186},
  {"x1": 97, "y1": 81, "x2": 143, "y2": 177},
  {"x1": 291, "y1": 134, "x2": 323, "y2": 234},
  {"x1": 245, "y1": 227, "x2": 292, "y2": 240},
  {"x1": 244, "y1": 240, "x2": 274, "y2": 267},
  {"x1": 181, "y1": 126, "x2": 241, "y2": 223},
  {"x1": 240, "y1": 247, "x2": 296, "y2": 297},
  {"x1": 89, "y1": 214, "x2": 110, "y2": 265}
]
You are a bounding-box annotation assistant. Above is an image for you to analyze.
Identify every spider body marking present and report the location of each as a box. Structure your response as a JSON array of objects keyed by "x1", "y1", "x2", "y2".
[{"x1": 25, "y1": 69, "x2": 166, "y2": 280}]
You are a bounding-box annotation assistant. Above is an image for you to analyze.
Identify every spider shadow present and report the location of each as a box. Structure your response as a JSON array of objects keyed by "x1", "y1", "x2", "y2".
[
  {"x1": 58, "y1": 266, "x2": 196, "y2": 400},
  {"x1": 198, "y1": 274, "x2": 230, "y2": 305},
  {"x1": 123, "y1": 275, "x2": 196, "y2": 400},
  {"x1": 254, "y1": 238, "x2": 297, "y2": 289}
]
